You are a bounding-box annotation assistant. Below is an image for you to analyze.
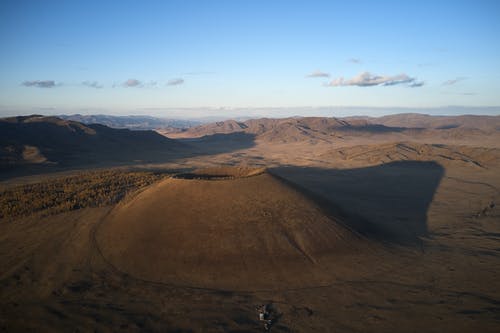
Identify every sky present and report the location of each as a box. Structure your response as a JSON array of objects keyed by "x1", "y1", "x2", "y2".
[{"x1": 0, "y1": 0, "x2": 499, "y2": 118}]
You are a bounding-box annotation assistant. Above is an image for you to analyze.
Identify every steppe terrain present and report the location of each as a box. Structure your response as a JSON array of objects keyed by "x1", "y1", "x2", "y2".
[{"x1": 1, "y1": 114, "x2": 500, "y2": 332}]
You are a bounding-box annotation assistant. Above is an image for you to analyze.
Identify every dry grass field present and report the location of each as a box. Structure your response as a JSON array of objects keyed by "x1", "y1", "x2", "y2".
[{"x1": 1, "y1": 115, "x2": 500, "y2": 332}]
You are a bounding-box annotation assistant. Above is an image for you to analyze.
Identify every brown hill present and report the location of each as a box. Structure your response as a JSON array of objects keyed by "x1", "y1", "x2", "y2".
[
  {"x1": 166, "y1": 116, "x2": 403, "y2": 142},
  {"x1": 167, "y1": 119, "x2": 249, "y2": 137},
  {"x1": 361, "y1": 113, "x2": 500, "y2": 131},
  {"x1": 0, "y1": 115, "x2": 181, "y2": 170},
  {"x1": 164, "y1": 115, "x2": 500, "y2": 146},
  {"x1": 95, "y1": 167, "x2": 363, "y2": 290}
]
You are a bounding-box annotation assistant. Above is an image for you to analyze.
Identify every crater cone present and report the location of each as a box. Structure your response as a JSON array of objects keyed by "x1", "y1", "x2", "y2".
[{"x1": 96, "y1": 167, "x2": 361, "y2": 290}]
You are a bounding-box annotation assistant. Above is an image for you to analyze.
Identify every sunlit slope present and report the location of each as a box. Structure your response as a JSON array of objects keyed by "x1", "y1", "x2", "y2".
[{"x1": 96, "y1": 168, "x2": 363, "y2": 290}]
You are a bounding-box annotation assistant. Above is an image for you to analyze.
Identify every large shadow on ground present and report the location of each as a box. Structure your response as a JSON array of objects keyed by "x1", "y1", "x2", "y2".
[
  {"x1": 175, "y1": 132, "x2": 257, "y2": 156},
  {"x1": 270, "y1": 161, "x2": 444, "y2": 245},
  {"x1": 337, "y1": 124, "x2": 412, "y2": 133}
]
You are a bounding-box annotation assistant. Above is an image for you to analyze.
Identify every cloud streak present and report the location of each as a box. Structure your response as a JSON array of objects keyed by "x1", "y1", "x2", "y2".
[
  {"x1": 348, "y1": 58, "x2": 361, "y2": 64},
  {"x1": 184, "y1": 71, "x2": 214, "y2": 75},
  {"x1": 442, "y1": 77, "x2": 467, "y2": 86},
  {"x1": 326, "y1": 72, "x2": 423, "y2": 88},
  {"x1": 82, "y1": 81, "x2": 103, "y2": 89},
  {"x1": 306, "y1": 71, "x2": 330, "y2": 78},
  {"x1": 112, "y1": 79, "x2": 178, "y2": 88},
  {"x1": 22, "y1": 80, "x2": 56, "y2": 88},
  {"x1": 408, "y1": 81, "x2": 425, "y2": 88},
  {"x1": 123, "y1": 79, "x2": 142, "y2": 87},
  {"x1": 167, "y1": 78, "x2": 184, "y2": 86}
]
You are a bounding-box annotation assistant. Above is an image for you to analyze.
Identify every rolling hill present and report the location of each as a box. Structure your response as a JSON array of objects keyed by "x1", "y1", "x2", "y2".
[
  {"x1": 0, "y1": 115, "x2": 182, "y2": 170},
  {"x1": 349, "y1": 113, "x2": 500, "y2": 131},
  {"x1": 164, "y1": 116, "x2": 405, "y2": 142},
  {"x1": 162, "y1": 114, "x2": 500, "y2": 145}
]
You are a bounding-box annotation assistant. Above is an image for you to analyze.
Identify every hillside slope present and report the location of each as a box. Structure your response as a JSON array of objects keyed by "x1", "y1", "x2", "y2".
[
  {"x1": 0, "y1": 115, "x2": 181, "y2": 170},
  {"x1": 163, "y1": 115, "x2": 500, "y2": 146},
  {"x1": 166, "y1": 116, "x2": 403, "y2": 142},
  {"x1": 96, "y1": 167, "x2": 365, "y2": 290}
]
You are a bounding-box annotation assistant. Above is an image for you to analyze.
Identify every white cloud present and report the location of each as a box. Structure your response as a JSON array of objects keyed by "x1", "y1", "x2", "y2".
[
  {"x1": 348, "y1": 58, "x2": 361, "y2": 64},
  {"x1": 306, "y1": 71, "x2": 330, "y2": 78},
  {"x1": 442, "y1": 77, "x2": 467, "y2": 86},
  {"x1": 326, "y1": 72, "x2": 422, "y2": 87},
  {"x1": 409, "y1": 81, "x2": 425, "y2": 88},
  {"x1": 123, "y1": 79, "x2": 142, "y2": 87},
  {"x1": 167, "y1": 78, "x2": 184, "y2": 86},
  {"x1": 82, "y1": 81, "x2": 103, "y2": 89},
  {"x1": 22, "y1": 80, "x2": 56, "y2": 88}
]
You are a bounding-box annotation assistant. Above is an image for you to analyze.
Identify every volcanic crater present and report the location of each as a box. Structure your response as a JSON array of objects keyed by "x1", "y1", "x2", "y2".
[{"x1": 95, "y1": 167, "x2": 364, "y2": 290}]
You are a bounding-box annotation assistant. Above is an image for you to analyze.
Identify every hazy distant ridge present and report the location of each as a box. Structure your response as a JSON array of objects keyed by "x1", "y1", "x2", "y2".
[{"x1": 59, "y1": 114, "x2": 202, "y2": 130}]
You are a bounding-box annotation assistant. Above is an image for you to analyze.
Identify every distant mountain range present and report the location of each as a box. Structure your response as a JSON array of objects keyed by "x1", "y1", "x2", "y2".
[
  {"x1": 58, "y1": 113, "x2": 500, "y2": 133},
  {"x1": 2, "y1": 113, "x2": 499, "y2": 172},
  {"x1": 350, "y1": 113, "x2": 500, "y2": 131},
  {"x1": 58, "y1": 114, "x2": 202, "y2": 130},
  {"x1": 162, "y1": 114, "x2": 500, "y2": 143}
]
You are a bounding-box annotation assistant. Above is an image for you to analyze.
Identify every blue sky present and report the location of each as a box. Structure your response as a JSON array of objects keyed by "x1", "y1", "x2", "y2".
[{"x1": 0, "y1": 0, "x2": 499, "y2": 117}]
